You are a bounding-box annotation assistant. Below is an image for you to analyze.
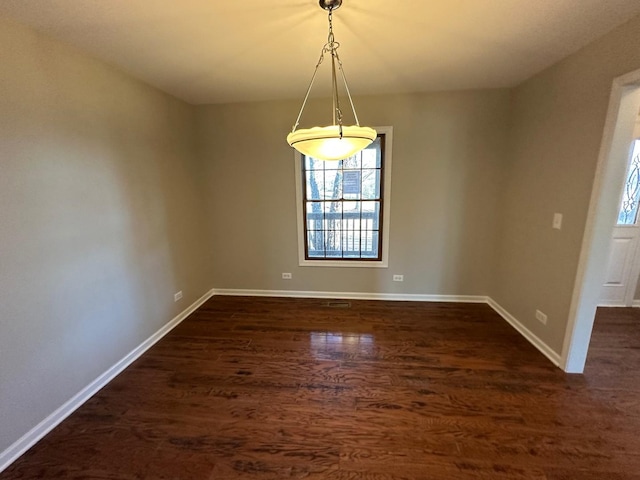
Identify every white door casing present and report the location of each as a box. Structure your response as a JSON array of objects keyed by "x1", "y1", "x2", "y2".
[{"x1": 563, "y1": 75, "x2": 640, "y2": 374}]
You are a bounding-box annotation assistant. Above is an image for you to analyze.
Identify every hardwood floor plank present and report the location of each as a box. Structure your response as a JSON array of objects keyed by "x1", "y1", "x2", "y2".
[{"x1": 2, "y1": 299, "x2": 638, "y2": 479}]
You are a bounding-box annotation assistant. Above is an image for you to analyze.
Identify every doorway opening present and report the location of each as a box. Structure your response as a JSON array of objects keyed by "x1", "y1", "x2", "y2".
[
  {"x1": 599, "y1": 123, "x2": 640, "y2": 306},
  {"x1": 562, "y1": 70, "x2": 640, "y2": 373}
]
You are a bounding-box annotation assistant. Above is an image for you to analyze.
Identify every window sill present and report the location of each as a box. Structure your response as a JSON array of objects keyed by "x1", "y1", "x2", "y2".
[{"x1": 299, "y1": 259, "x2": 388, "y2": 268}]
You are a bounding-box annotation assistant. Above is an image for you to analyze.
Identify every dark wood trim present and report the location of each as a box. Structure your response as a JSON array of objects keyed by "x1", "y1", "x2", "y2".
[{"x1": 301, "y1": 133, "x2": 386, "y2": 262}]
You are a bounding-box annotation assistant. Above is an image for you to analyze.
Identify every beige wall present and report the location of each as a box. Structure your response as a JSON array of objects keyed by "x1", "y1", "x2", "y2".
[
  {"x1": 197, "y1": 91, "x2": 510, "y2": 295},
  {"x1": 0, "y1": 17, "x2": 211, "y2": 452},
  {"x1": 494, "y1": 14, "x2": 640, "y2": 354}
]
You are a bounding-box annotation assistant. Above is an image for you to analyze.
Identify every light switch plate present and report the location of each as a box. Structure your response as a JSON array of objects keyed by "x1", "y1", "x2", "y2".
[{"x1": 553, "y1": 213, "x2": 563, "y2": 230}]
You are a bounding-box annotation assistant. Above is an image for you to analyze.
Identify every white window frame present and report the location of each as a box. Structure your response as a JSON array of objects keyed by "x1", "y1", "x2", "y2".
[{"x1": 294, "y1": 126, "x2": 393, "y2": 268}]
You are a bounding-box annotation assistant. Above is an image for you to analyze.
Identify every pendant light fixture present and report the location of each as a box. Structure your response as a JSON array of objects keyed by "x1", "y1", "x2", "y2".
[{"x1": 287, "y1": 0, "x2": 376, "y2": 161}]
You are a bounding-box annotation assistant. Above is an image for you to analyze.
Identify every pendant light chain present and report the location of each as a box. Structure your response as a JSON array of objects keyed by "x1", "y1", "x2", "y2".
[
  {"x1": 327, "y1": 7, "x2": 335, "y2": 45},
  {"x1": 328, "y1": 8, "x2": 343, "y2": 137},
  {"x1": 290, "y1": 50, "x2": 325, "y2": 133},
  {"x1": 290, "y1": 5, "x2": 361, "y2": 134},
  {"x1": 333, "y1": 49, "x2": 360, "y2": 128},
  {"x1": 286, "y1": 0, "x2": 375, "y2": 162}
]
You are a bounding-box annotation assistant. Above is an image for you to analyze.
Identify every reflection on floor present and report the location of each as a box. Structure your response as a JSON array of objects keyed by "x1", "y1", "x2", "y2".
[{"x1": 310, "y1": 332, "x2": 375, "y2": 360}]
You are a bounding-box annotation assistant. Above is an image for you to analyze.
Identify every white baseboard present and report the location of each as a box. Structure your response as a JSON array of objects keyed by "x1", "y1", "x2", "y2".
[
  {"x1": 486, "y1": 298, "x2": 561, "y2": 367},
  {"x1": 211, "y1": 288, "x2": 488, "y2": 303},
  {"x1": 0, "y1": 288, "x2": 214, "y2": 474},
  {"x1": 598, "y1": 301, "x2": 640, "y2": 307}
]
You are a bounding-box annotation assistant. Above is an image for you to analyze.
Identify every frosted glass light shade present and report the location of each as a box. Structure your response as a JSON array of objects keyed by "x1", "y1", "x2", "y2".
[{"x1": 287, "y1": 125, "x2": 377, "y2": 161}]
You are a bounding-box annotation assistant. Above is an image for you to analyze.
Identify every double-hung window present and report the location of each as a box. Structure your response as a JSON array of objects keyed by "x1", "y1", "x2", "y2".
[{"x1": 294, "y1": 126, "x2": 393, "y2": 267}]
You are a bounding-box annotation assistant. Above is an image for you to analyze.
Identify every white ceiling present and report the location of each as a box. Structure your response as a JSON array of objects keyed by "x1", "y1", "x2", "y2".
[{"x1": 2, "y1": 0, "x2": 640, "y2": 105}]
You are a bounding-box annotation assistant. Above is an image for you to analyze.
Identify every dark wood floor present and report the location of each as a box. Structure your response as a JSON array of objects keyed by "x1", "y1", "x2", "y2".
[{"x1": 2, "y1": 297, "x2": 639, "y2": 479}]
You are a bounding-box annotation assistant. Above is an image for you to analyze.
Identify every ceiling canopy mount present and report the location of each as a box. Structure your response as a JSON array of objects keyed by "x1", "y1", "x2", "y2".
[{"x1": 319, "y1": 0, "x2": 342, "y2": 12}]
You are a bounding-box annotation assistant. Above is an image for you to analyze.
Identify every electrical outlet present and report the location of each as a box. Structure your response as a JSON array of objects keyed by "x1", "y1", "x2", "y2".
[
  {"x1": 535, "y1": 309, "x2": 548, "y2": 325},
  {"x1": 552, "y1": 213, "x2": 563, "y2": 230},
  {"x1": 393, "y1": 275, "x2": 404, "y2": 282},
  {"x1": 282, "y1": 273, "x2": 292, "y2": 279},
  {"x1": 174, "y1": 291, "x2": 183, "y2": 302}
]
